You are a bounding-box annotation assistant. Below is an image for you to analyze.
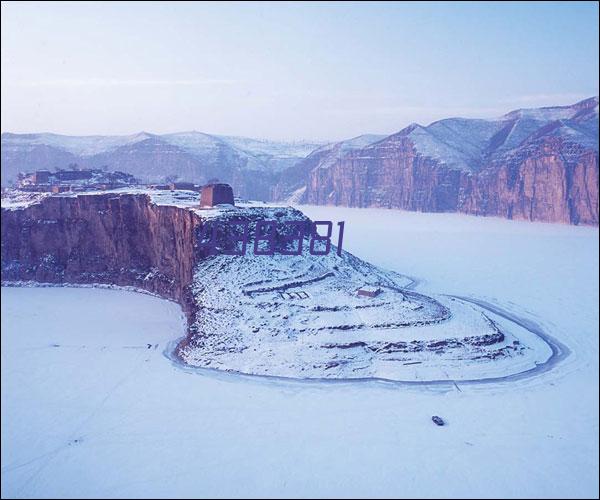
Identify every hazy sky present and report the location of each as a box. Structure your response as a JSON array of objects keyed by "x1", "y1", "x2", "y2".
[{"x1": 1, "y1": 1, "x2": 598, "y2": 141}]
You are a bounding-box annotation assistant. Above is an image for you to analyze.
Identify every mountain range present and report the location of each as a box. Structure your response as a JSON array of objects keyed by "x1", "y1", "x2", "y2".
[
  {"x1": 2, "y1": 97, "x2": 598, "y2": 224},
  {"x1": 0, "y1": 131, "x2": 324, "y2": 200}
]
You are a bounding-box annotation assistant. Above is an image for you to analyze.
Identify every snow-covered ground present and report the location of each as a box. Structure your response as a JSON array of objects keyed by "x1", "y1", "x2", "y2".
[{"x1": 1, "y1": 208, "x2": 598, "y2": 498}]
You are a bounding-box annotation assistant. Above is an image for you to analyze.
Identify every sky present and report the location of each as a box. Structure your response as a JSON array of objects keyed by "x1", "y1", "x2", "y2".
[{"x1": 1, "y1": 1, "x2": 598, "y2": 141}]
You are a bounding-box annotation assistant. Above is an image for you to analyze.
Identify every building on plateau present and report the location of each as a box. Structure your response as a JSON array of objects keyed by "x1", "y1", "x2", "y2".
[
  {"x1": 200, "y1": 183, "x2": 235, "y2": 207},
  {"x1": 16, "y1": 168, "x2": 139, "y2": 192}
]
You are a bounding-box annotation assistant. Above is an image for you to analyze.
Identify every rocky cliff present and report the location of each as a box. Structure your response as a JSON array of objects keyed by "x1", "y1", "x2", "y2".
[
  {"x1": 303, "y1": 98, "x2": 599, "y2": 225},
  {"x1": 1, "y1": 193, "x2": 202, "y2": 317},
  {"x1": 0, "y1": 189, "x2": 557, "y2": 381},
  {"x1": 0, "y1": 191, "x2": 314, "y2": 325},
  {"x1": 0, "y1": 132, "x2": 322, "y2": 200},
  {"x1": 2, "y1": 98, "x2": 598, "y2": 224},
  {"x1": 304, "y1": 136, "x2": 599, "y2": 224}
]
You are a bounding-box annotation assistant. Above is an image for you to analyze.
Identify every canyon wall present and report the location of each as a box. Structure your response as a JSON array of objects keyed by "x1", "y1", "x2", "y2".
[
  {"x1": 1, "y1": 193, "x2": 316, "y2": 335},
  {"x1": 304, "y1": 137, "x2": 599, "y2": 225},
  {"x1": 1, "y1": 194, "x2": 202, "y2": 318},
  {"x1": 3, "y1": 99, "x2": 597, "y2": 225}
]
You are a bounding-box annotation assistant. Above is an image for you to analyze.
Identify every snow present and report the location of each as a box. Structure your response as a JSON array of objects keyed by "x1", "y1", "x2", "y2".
[
  {"x1": 0, "y1": 132, "x2": 326, "y2": 174},
  {"x1": 542, "y1": 121, "x2": 599, "y2": 150},
  {"x1": 0, "y1": 190, "x2": 51, "y2": 209},
  {"x1": 358, "y1": 98, "x2": 599, "y2": 172},
  {"x1": 1, "y1": 132, "x2": 152, "y2": 156},
  {"x1": 3, "y1": 98, "x2": 597, "y2": 184},
  {"x1": 397, "y1": 123, "x2": 486, "y2": 171},
  {"x1": 0, "y1": 131, "x2": 322, "y2": 160},
  {"x1": 0, "y1": 187, "x2": 259, "y2": 213},
  {"x1": 150, "y1": 133, "x2": 325, "y2": 172},
  {"x1": 310, "y1": 134, "x2": 387, "y2": 170},
  {"x1": 179, "y1": 243, "x2": 555, "y2": 381},
  {"x1": 170, "y1": 199, "x2": 554, "y2": 382},
  {"x1": 1, "y1": 207, "x2": 598, "y2": 498},
  {"x1": 285, "y1": 185, "x2": 307, "y2": 204},
  {"x1": 501, "y1": 99, "x2": 597, "y2": 122},
  {"x1": 422, "y1": 118, "x2": 504, "y2": 166},
  {"x1": 160, "y1": 131, "x2": 225, "y2": 153},
  {"x1": 217, "y1": 135, "x2": 325, "y2": 160},
  {"x1": 313, "y1": 134, "x2": 386, "y2": 156}
]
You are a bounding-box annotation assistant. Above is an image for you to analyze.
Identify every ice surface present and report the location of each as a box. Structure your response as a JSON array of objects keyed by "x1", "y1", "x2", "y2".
[{"x1": 1, "y1": 208, "x2": 598, "y2": 498}]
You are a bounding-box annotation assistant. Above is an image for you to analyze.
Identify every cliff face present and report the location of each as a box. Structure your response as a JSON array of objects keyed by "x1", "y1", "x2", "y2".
[
  {"x1": 305, "y1": 136, "x2": 461, "y2": 212},
  {"x1": 0, "y1": 132, "x2": 306, "y2": 201},
  {"x1": 1, "y1": 194, "x2": 202, "y2": 316},
  {"x1": 0, "y1": 190, "x2": 561, "y2": 381},
  {"x1": 2, "y1": 98, "x2": 598, "y2": 225},
  {"x1": 300, "y1": 97, "x2": 599, "y2": 225},
  {"x1": 304, "y1": 136, "x2": 599, "y2": 225},
  {"x1": 460, "y1": 140, "x2": 598, "y2": 224},
  {"x1": 0, "y1": 192, "x2": 318, "y2": 326},
  {"x1": 271, "y1": 135, "x2": 386, "y2": 202}
]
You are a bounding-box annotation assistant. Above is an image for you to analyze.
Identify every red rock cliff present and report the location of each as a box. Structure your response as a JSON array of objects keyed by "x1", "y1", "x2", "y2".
[
  {"x1": 1, "y1": 193, "x2": 202, "y2": 317},
  {"x1": 305, "y1": 136, "x2": 598, "y2": 225}
]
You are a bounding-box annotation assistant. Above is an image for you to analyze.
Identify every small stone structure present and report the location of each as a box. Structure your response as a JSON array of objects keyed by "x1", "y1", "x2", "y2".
[
  {"x1": 32, "y1": 170, "x2": 51, "y2": 184},
  {"x1": 200, "y1": 183, "x2": 235, "y2": 207},
  {"x1": 357, "y1": 285, "x2": 381, "y2": 298}
]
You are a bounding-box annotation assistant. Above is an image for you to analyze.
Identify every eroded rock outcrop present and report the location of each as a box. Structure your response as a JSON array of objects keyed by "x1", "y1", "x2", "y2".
[
  {"x1": 1, "y1": 190, "x2": 555, "y2": 381},
  {"x1": 1, "y1": 193, "x2": 202, "y2": 317},
  {"x1": 302, "y1": 96, "x2": 599, "y2": 225},
  {"x1": 304, "y1": 136, "x2": 598, "y2": 224},
  {"x1": 0, "y1": 191, "x2": 314, "y2": 325}
]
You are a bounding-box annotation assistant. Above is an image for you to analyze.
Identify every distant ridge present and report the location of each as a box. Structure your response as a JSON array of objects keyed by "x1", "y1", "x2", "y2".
[{"x1": 2, "y1": 97, "x2": 598, "y2": 223}]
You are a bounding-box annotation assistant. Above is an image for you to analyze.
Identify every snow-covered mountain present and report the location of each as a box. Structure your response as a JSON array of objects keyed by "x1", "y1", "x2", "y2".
[
  {"x1": 358, "y1": 96, "x2": 599, "y2": 172},
  {"x1": 2, "y1": 97, "x2": 597, "y2": 223},
  {"x1": 303, "y1": 97, "x2": 599, "y2": 224},
  {"x1": 217, "y1": 135, "x2": 324, "y2": 162},
  {"x1": 0, "y1": 131, "x2": 328, "y2": 196},
  {"x1": 270, "y1": 134, "x2": 386, "y2": 201},
  {"x1": 1, "y1": 131, "x2": 323, "y2": 164},
  {"x1": 0, "y1": 131, "x2": 152, "y2": 157}
]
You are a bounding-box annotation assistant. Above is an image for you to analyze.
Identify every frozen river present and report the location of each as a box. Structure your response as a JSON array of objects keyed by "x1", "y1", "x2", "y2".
[{"x1": 2, "y1": 207, "x2": 598, "y2": 498}]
